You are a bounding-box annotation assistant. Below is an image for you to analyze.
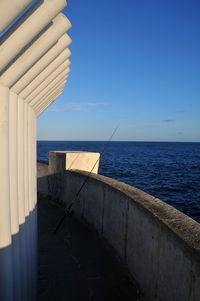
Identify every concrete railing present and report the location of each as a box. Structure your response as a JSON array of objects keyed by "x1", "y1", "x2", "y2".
[
  {"x1": 0, "y1": 2, "x2": 71, "y2": 300},
  {"x1": 38, "y1": 152, "x2": 200, "y2": 301}
]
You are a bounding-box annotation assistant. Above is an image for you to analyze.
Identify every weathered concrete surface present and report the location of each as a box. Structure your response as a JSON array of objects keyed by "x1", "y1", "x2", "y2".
[
  {"x1": 38, "y1": 198, "x2": 139, "y2": 301},
  {"x1": 37, "y1": 158, "x2": 200, "y2": 301},
  {"x1": 62, "y1": 171, "x2": 200, "y2": 301},
  {"x1": 37, "y1": 151, "x2": 100, "y2": 199}
]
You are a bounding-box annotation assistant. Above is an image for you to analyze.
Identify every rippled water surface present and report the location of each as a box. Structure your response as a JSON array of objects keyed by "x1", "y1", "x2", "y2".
[{"x1": 37, "y1": 141, "x2": 200, "y2": 223}]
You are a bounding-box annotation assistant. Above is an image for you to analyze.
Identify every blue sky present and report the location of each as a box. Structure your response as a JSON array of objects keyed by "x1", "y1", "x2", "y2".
[{"x1": 37, "y1": 0, "x2": 200, "y2": 141}]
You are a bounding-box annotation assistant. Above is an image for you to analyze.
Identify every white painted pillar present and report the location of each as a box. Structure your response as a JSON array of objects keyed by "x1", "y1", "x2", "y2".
[
  {"x1": 37, "y1": 92, "x2": 63, "y2": 116},
  {"x1": 31, "y1": 111, "x2": 38, "y2": 301},
  {"x1": 0, "y1": 0, "x2": 33, "y2": 32},
  {"x1": 19, "y1": 52, "x2": 70, "y2": 98},
  {"x1": 0, "y1": 0, "x2": 67, "y2": 71},
  {"x1": 11, "y1": 35, "x2": 71, "y2": 94},
  {"x1": 24, "y1": 64, "x2": 70, "y2": 103},
  {"x1": 28, "y1": 106, "x2": 37, "y2": 301},
  {"x1": 17, "y1": 96, "x2": 29, "y2": 300},
  {"x1": 34, "y1": 83, "x2": 65, "y2": 112},
  {"x1": 24, "y1": 102, "x2": 33, "y2": 300},
  {"x1": 0, "y1": 84, "x2": 14, "y2": 300},
  {"x1": 30, "y1": 70, "x2": 68, "y2": 107},
  {"x1": 35, "y1": 86, "x2": 65, "y2": 112},
  {"x1": 36, "y1": 89, "x2": 64, "y2": 114},
  {"x1": 0, "y1": 14, "x2": 72, "y2": 88},
  {"x1": 33, "y1": 79, "x2": 67, "y2": 111},
  {"x1": 9, "y1": 91, "x2": 22, "y2": 301}
]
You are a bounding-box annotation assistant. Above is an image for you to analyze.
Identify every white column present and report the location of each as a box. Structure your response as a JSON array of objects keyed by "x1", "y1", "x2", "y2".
[
  {"x1": 33, "y1": 79, "x2": 66, "y2": 111},
  {"x1": 17, "y1": 96, "x2": 29, "y2": 300},
  {"x1": 11, "y1": 35, "x2": 71, "y2": 94},
  {"x1": 0, "y1": 0, "x2": 67, "y2": 71},
  {"x1": 0, "y1": 0, "x2": 33, "y2": 32},
  {"x1": 34, "y1": 83, "x2": 65, "y2": 112},
  {"x1": 36, "y1": 89, "x2": 63, "y2": 114},
  {"x1": 35, "y1": 87, "x2": 65, "y2": 112},
  {"x1": 19, "y1": 51, "x2": 70, "y2": 98},
  {"x1": 28, "y1": 106, "x2": 37, "y2": 301},
  {"x1": 9, "y1": 91, "x2": 21, "y2": 301},
  {"x1": 37, "y1": 92, "x2": 63, "y2": 116},
  {"x1": 31, "y1": 110, "x2": 38, "y2": 301},
  {"x1": 30, "y1": 71, "x2": 68, "y2": 107},
  {"x1": 0, "y1": 14, "x2": 72, "y2": 88},
  {"x1": 24, "y1": 64, "x2": 70, "y2": 103},
  {"x1": 24, "y1": 102, "x2": 33, "y2": 300},
  {"x1": 0, "y1": 84, "x2": 14, "y2": 300}
]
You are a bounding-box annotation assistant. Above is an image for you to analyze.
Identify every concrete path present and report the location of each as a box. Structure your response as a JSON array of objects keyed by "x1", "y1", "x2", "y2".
[{"x1": 38, "y1": 198, "x2": 139, "y2": 301}]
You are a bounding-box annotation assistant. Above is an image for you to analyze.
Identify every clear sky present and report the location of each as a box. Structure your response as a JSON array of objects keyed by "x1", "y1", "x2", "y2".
[{"x1": 37, "y1": 0, "x2": 200, "y2": 142}]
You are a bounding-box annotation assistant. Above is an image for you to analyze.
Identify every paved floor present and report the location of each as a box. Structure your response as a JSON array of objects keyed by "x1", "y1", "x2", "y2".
[{"x1": 38, "y1": 198, "x2": 139, "y2": 301}]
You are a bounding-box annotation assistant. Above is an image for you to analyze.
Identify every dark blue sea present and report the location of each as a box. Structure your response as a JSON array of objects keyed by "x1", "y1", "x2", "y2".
[{"x1": 37, "y1": 141, "x2": 200, "y2": 223}]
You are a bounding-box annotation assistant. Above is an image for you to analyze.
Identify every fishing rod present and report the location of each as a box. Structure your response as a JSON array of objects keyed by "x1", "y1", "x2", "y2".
[{"x1": 54, "y1": 125, "x2": 119, "y2": 234}]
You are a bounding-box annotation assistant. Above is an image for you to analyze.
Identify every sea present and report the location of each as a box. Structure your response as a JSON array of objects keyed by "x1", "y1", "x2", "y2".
[{"x1": 37, "y1": 141, "x2": 200, "y2": 223}]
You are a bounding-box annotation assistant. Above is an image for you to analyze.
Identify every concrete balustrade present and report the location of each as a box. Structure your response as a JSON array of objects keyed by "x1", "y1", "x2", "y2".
[{"x1": 0, "y1": 1, "x2": 71, "y2": 299}]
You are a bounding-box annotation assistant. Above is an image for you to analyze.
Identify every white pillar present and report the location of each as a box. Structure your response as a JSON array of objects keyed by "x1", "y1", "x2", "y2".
[
  {"x1": 0, "y1": 14, "x2": 72, "y2": 88},
  {"x1": 0, "y1": 0, "x2": 67, "y2": 71},
  {"x1": 0, "y1": 84, "x2": 14, "y2": 300},
  {"x1": 35, "y1": 87, "x2": 65, "y2": 112},
  {"x1": 19, "y1": 51, "x2": 70, "y2": 98},
  {"x1": 32, "y1": 78, "x2": 67, "y2": 110},
  {"x1": 9, "y1": 91, "x2": 22, "y2": 301},
  {"x1": 30, "y1": 71, "x2": 68, "y2": 107},
  {"x1": 31, "y1": 111, "x2": 38, "y2": 299},
  {"x1": 17, "y1": 96, "x2": 29, "y2": 300},
  {"x1": 24, "y1": 63, "x2": 70, "y2": 103},
  {"x1": 37, "y1": 92, "x2": 63, "y2": 116},
  {"x1": 0, "y1": 0, "x2": 33, "y2": 32},
  {"x1": 28, "y1": 107, "x2": 36, "y2": 299},
  {"x1": 11, "y1": 35, "x2": 71, "y2": 94},
  {"x1": 36, "y1": 86, "x2": 64, "y2": 114}
]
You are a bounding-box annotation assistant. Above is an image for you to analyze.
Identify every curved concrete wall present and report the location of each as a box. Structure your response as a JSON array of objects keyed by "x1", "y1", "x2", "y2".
[{"x1": 37, "y1": 157, "x2": 200, "y2": 301}]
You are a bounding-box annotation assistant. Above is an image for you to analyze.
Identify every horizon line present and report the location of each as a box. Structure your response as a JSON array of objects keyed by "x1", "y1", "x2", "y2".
[{"x1": 37, "y1": 140, "x2": 200, "y2": 143}]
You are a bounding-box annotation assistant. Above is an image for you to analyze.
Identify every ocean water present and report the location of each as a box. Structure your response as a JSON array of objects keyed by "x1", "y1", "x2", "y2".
[{"x1": 37, "y1": 141, "x2": 200, "y2": 223}]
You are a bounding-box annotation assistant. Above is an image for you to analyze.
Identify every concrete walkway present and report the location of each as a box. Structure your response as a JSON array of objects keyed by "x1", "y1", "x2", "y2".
[{"x1": 38, "y1": 198, "x2": 139, "y2": 301}]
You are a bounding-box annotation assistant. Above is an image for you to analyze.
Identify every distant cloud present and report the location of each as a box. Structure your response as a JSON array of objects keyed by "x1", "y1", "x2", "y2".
[
  {"x1": 162, "y1": 119, "x2": 176, "y2": 123},
  {"x1": 49, "y1": 102, "x2": 98, "y2": 112},
  {"x1": 176, "y1": 109, "x2": 186, "y2": 113},
  {"x1": 177, "y1": 131, "x2": 183, "y2": 135}
]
